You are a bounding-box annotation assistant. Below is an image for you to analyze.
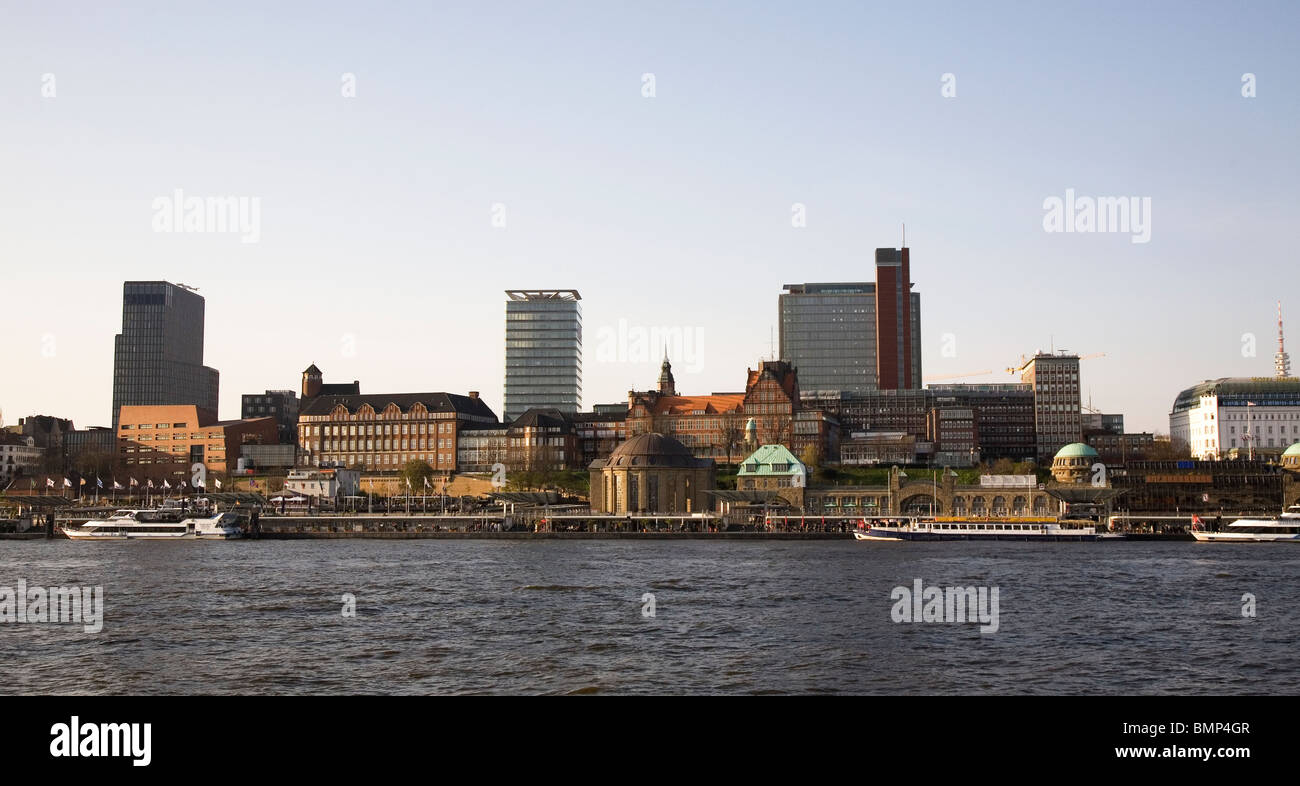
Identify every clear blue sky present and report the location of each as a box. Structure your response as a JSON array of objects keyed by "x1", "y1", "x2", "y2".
[{"x1": 2, "y1": 1, "x2": 1297, "y2": 434}]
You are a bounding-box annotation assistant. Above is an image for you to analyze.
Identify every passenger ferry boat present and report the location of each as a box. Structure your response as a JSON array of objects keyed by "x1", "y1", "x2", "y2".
[
  {"x1": 852, "y1": 516, "x2": 1100, "y2": 542},
  {"x1": 1191, "y1": 506, "x2": 1300, "y2": 543},
  {"x1": 62, "y1": 502, "x2": 244, "y2": 540}
]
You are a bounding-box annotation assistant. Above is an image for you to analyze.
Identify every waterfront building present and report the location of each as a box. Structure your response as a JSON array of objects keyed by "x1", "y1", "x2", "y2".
[
  {"x1": 777, "y1": 247, "x2": 921, "y2": 394},
  {"x1": 285, "y1": 467, "x2": 361, "y2": 500},
  {"x1": 737, "y1": 444, "x2": 806, "y2": 489},
  {"x1": 802, "y1": 467, "x2": 1052, "y2": 517},
  {"x1": 1050, "y1": 442, "x2": 1100, "y2": 484},
  {"x1": 504, "y1": 289, "x2": 582, "y2": 421},
  {"x1": 736, "y1": 444, "x2": 807, "y2": 507},
  {"x1": 297, "y1": 391, "x2": 498, "y2": 472},
  {"x1": 456, "y1": 424, "x2": 510, "y2": 473},
  {"x1": 117, "y1": 404, "x2": 278, "y2": 481},
  {"x1": 242, "y1": 390, "x2": 300, "y2": 445},
  {"x1": 0, "y1": 434, "x2": 43, "y2": 484},
  {"x1": 1016, "y1": 351, "x2": 1083, "y2": 463},
  {"x1": 1108, "y1": 459, "x2": 1287, "y2": 515},
  {"x1": 506, "y1": 407, "x2": 583, "y2": 472},
  {"x1": 1169, "y1": 377, "x2": 1300, "y2": 459},
  {"x1": 111, "y1": 282, "x2": 219, "y2": 430},
  {"x1": 588, "y1": 433, "x2": 715, "y2": 514}
]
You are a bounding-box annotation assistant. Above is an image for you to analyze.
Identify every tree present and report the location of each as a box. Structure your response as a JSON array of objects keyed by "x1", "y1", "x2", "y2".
[
  {"x1": 73, "y1": 449, "x2": 115, "y2": 480},
  {"x1": 991, "y1": 458, "x2": 1015, "y2": 475},
  {"x1": 399, "y1": 459, "x2": 435, "y2": 494},
  {"x1": 719, "y1": 418, "x2": 744, "y2": 465}
]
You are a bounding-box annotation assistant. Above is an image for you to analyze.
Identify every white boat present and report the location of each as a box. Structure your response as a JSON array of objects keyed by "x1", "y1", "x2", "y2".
[
  {"x1": 63, "y1": 504, "x2": 244, "y2": 540},
  {"x1": 852, "y1": 516, "x2": 1100, "y2": 541},
  {"x1": 1191, "y1": 506, "x2": 1300, "y2": 542}
]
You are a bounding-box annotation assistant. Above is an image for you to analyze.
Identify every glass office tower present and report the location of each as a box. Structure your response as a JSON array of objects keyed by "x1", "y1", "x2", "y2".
[
  {"x1": 503, "y1": 290, "x2": 582, "y2": 422},
  {"x1": 779, "y1": 282, "x2": 878, "y2": 394},
  {"x1": 111, "y1": 281, "x2": 220, "y2": 429}
]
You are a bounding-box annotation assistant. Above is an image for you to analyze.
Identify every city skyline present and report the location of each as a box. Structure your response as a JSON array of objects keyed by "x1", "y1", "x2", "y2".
[{"x1": 3, "y1": 1, "x2": 1299, "y2": 435}]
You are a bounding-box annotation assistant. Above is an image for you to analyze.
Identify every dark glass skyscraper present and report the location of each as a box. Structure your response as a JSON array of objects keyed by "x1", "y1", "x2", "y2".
[
  {"x1": 779, "y1": 248, "x2": 922, "y2": 395},
  {"x1": 111, "y1": 281, "x2": 220, "y2": 429},
  {"x1": 503, "y1": 290, "x2": 582, "y2": 422},
  {"x1": 779, "y1": 282, "x2": 878, "y2": 394}
]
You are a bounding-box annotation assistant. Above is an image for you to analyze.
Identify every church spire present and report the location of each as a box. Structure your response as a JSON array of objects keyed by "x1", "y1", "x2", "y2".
[{"x1": 659, "y1": 353, "x2": 676, "y2": 396}]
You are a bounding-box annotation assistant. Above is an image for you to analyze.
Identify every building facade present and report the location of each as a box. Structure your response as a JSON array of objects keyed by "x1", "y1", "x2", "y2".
[
  {"x1": 779, "y1": 282, "x2": 877, "y2": 394},
  {"x1": 297, "y1": 391, "x2": 499, "y2": 472},
  {"x1": 242, "y1": 390, "x2": 300, "y2": 445},
  {"x1": 285, "y1": 468, "x2": 361, "y2": 499},
  {"x1": 927, "y1": 406, "x2": 979, "y2": 467},
  {"x1": 588, "y1": 433, "x2": 716, "y2": 514},
  {"x1": 926, "y1": 383, "x2": 1036, "y2": 462},
  {"x1": 0, "y1": 434, "x2": 43, "y2": 485},
  {"x1": 117, "y1": 405, "x2": 278, "y2": 481},
  {"x1": 874, "y1": 247, "x2": 922, "y2": 390},
  {"x1": 626, "y1": 359, "x2": 836, "y2": 464},
  {"x1": 802, "y1": 468, "x2": 1052, "y2": 517},
  {"x1": 1169, "y1": 377, "x2": 1300, "y2": 459},
  {"x1": 504, "y1": 289, "x2": 582, "y2": 421},
  {"x1": 111, "y1": 281, "x2": 219, "y2": 430},
  {"x1": 778, "y1": 248, "x2": 921, "y2": 395},
  {"x1": 1017, "y1": 351, "x2": 1082, "y2": 463}
]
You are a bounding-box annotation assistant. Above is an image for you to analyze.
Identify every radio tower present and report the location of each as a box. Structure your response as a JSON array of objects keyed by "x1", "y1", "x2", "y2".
[{"x1": 1276, "y1": 301, "x2": 1292, "y2": 378}]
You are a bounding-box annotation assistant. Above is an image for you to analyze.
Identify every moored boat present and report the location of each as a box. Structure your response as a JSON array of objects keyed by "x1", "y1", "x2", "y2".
[
  {"x1": 1191, "y1": 507, "x2": 1300, "y2": 543},
  {"x1": 62, "y1": 501, "x2": 244, "y2": 540},
  {"x1": 852, "y1": 516, "x2": 1100, "y2": 541}
]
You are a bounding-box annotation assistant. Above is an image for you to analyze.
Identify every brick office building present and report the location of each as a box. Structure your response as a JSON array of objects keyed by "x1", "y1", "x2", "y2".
[{"x1": 117, "y1": 405, "x2": 279, "y2": 482}]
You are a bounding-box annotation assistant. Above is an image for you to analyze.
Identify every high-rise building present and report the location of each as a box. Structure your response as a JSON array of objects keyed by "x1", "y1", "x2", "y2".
[
  {"x1": 503, "y1": 290, "x2": 582, "y2": 422},
  {"x1": 874, "y1": 248, "x2": 921, "y2": 390},
  {"x1": 778, "y1": 248, "x2": 921, "y2": 395},
  {"x1": 1017, "y1": 351, "x2": 1082, "y2": 463},
  {"x1": 111, "y1": 281, "x2": 219, "y2": 430},
  {"x1": 779, "y1": 282, "x2": 877, "y2": 394}
]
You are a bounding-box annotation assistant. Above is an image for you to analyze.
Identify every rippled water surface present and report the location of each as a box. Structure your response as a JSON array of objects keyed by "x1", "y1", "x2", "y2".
[{"x1": 2, "y1": 540, "x2": 1296, "y2": 694}]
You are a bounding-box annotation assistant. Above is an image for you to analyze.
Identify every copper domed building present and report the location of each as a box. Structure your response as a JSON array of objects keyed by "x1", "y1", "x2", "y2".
[
  {"x1": 1050, "y1": 442, "x2": 1101, "y2": 484},
  {"x1": 588, "y1": 433, "x2": 716, "y2": 514}
]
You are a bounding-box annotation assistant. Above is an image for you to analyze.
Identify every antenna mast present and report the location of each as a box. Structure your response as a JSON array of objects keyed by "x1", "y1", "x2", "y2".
[{"x1": 1277, "y1": 301, "x2": 1292, "y2": 378}]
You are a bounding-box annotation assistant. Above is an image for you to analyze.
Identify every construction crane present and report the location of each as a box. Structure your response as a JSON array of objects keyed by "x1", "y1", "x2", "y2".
[
  {"x1": 1006, "y1": 352, "x2": 1106, "y2": 375},
  {"x1": 923, "y1": 370, "x2": 994, "y2": 384}
]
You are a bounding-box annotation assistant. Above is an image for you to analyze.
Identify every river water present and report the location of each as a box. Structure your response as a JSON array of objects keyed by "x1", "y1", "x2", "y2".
[{"x1": 2, "y1": 540, "x2": 1296, "y2": 694}]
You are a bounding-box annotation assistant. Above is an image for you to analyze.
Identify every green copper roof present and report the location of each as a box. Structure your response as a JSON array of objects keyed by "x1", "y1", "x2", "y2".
[
  {"x1": 1054, "y1": 442, "x2": 1100, "y2": 459},
  {"x1": 737, "y1": 444, "x2": 805, "y2": 476}
]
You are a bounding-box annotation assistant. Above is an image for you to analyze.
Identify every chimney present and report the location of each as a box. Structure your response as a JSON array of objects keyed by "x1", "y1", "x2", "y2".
[{"x1": 468, "y1": 391, "x2": 479, "y2": 400}]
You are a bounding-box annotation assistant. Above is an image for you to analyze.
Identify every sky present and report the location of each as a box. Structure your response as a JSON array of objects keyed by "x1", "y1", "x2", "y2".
[{"x1": 2, "y1": 1, "x2": 1298, "y2": 435}]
